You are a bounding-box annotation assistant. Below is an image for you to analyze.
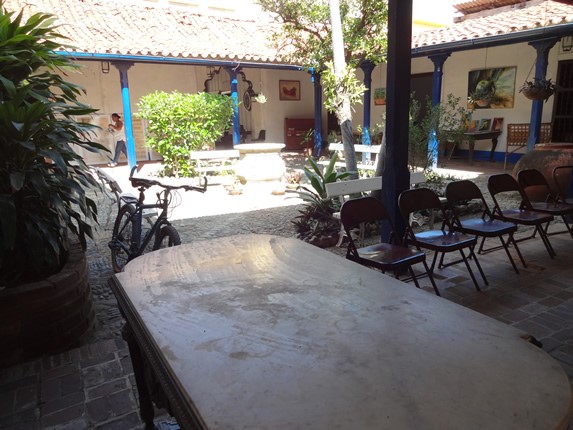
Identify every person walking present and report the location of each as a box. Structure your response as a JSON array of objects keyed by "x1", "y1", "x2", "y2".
[{"x1": 108, "y1": 113, "x2": 127, "y2": 167}]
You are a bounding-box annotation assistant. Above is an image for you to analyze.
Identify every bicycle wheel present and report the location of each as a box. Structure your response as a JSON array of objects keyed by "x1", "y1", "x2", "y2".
[
  {"x1": 110, "y1": 204, "x2": 138, "y2": 273},
  {"x1": 152, "y1": 225, "x2": 181, "y2": 251}
]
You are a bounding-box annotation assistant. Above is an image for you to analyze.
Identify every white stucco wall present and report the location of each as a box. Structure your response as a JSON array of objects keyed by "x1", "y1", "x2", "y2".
[
  {"x1": 427, "y1": 41, "x2": 573, "y2": 159},
  {"x1": 63, "y1": 37, "x2": 572, "y2": 166}
]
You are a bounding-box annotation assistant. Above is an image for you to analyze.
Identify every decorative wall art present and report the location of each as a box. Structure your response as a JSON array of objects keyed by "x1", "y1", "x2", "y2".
[
  {"x1": 478, "y1": 118, "x2": 492, "y2": 131},
  {"x1": 279, "y1": 80, "x2": 301, "y2": 101},
  {"x1": 492, "y1": 117, "x2": 504, "y2": 132},
  {"x1": 467, "y1": 67, "x2": 516, "y2": 109},
  {"x1": 374, "y1": 88, "x2": 386, "y2": 105}
]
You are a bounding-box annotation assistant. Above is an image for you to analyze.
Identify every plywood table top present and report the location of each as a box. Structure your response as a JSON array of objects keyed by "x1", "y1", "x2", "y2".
[{"x1": 111, "y1": 234, "x2": 572, "y2": 430}]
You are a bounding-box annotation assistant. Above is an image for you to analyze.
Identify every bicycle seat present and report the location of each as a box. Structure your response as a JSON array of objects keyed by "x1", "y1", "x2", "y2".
[{"x1": 130, "y1": 177, "x2": 160, "y2": 189}]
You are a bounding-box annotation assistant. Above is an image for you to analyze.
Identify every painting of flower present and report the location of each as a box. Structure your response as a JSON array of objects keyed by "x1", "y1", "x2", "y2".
[{"x1": 467, "y1": 67, "x2": 516, "y2": 109}]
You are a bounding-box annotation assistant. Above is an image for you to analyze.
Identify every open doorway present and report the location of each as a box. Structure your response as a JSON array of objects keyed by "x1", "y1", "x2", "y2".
[
  {"x1": 551, "y1": 59, "x2": 573, "y2": 142},
  {"x1": 410, "y1": 72, "x2": 433, "y2": 121}
]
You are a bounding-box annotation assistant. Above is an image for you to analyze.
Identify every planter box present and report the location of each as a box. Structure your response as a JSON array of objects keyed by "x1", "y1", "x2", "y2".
[{"x1": 0, "y1": 241, "x2": 95, "y2": 368}]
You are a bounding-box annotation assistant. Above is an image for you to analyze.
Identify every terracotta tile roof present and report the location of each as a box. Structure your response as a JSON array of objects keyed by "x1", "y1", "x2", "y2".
[
  {"x1": 4, "y1": 0, "x2": 572, "y2": 65},
  {"x1": 454, "y1": 0, "x2": 527, "y2": 15},
  {"x1": 3, "y1": 0, "x2": 288, "y2": 65},
  {"x1": 413, "y1": 0, "x2": 573, "y2": 49}
]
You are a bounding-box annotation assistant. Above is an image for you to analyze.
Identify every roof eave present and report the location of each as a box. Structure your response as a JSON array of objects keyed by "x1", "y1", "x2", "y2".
[
  {"x1": 412, "y1": 22, "x2": 573, "y2": 57},
  {"x1": 57, "y1": 51, "x2": 304, "y2": 71}
]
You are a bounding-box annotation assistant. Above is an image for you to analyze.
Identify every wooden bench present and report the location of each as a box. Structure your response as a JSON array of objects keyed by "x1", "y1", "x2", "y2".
[
  {"x1": 325, "y1": 172, "x2": 426, "y2": 246},
  {"x1": 189, "y1": 149, "x2": 240, "y2": 174},
  {"x1": 504, "y1": 123, "x2": 551, "y2": 169},
  {"x1": 319, "y1": 143, "x2": 382, "y2": 176}
]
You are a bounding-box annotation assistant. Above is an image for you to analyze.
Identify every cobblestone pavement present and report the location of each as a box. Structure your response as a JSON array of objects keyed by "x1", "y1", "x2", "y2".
[{"x1": 1, "y1": 158, "x2": 573, "y2": 429}]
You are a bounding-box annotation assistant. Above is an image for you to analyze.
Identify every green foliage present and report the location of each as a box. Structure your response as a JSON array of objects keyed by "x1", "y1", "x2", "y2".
[
  {"x1": 292, "y1": 154, "x2": 351, "y2": 237},
  {"x1": 0, "y1": 4, "x2": 105, "y2": 286},
  {"x1": 136, "y1": 91, "x2": 234, "y2": 177},
  {"x1": 321, "y1": 62, "x2": 366, "y2": 114},
  {"x1": 256, "y1": 0, "x2": 388, "y2": 69},
  {"x1": 300, "y1": 153, "x2": 351, "y2": 200},
  {"x1": 408, "y1": 93, "x2": 472, "y2": 171},
  {"x1": 256, "y1": 0, "x2": 387, "y2": 121},
  {"x1": 419, "y1": 170, "x2": 461, "y2": 196}
]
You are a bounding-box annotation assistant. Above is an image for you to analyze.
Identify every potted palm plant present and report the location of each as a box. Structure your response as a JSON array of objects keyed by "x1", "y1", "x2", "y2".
[{"x1": 0, "y1": 4, "x2": 106, "y2": 366}]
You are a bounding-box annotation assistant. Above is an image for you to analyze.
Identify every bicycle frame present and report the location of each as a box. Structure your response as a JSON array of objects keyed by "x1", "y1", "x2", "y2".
[
  {"x1": 110, "y1": 166, "x2": 207, "y2": 272},
  {"x1": 115, "y1": 188, "x2": 173, "y2": 262}
]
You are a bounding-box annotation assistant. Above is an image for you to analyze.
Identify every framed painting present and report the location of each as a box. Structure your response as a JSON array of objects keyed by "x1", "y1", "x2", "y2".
[
  {"x1": 492, "y1": 117, "x2": 504, "y2": 132},
  {"x1": 467, "y1": 66, "x2": 516, "y2": 109},
  {"x1": 479, "y1": 118, "x2": 492, "y2": 131},
  {"x1": 374, "y1": 88, "x2": 386, "y2": 105},
  {"x1": 468, "y1": 120, "x2": 478, "y2": 132},
  {"x1": 279, "y1": 80, "x2": 301, "y2": 101}
]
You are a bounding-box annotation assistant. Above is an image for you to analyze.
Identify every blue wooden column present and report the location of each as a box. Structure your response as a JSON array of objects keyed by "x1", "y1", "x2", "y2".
[
  {"x1": 382, "y1": 0, "x2": 413, "y2": 241},
  {"x1": 428, "y1": 53, "x2": 450, "y2": 168},
  {"x1": 360, "y1": 61, "x2": 375, "y2": 163},
  {"x1": 429, "y1": 54, "x2": 450, "y2": 106},
  {"x1": 225, "y1": 67, "x2": 241, "y2": 145},
  {"x1": 112, "y1": 61, "x2": 136, "y2": 170},
  {"x1": 311, "y1": 69, "x2": 323, "y2": 157},
  {"x1": 527, "y1": 38, "x2": 558, "y2": 151}
]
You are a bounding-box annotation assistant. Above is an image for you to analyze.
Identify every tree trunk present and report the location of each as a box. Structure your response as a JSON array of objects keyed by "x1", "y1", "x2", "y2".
[{"x1": 329, "y1": 0, "x2": 358, "y2": 179}]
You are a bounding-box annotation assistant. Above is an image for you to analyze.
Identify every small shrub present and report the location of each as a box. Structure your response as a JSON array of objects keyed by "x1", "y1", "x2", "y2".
[{"x1": 136, "y1": 91, "x2": 234, "y2": 177}]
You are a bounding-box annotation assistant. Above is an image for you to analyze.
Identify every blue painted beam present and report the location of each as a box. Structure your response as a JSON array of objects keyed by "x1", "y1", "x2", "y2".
[
  {"x1": 112, "y1": 61, "x2": 136, "y2": 170},
  {"x1": 428, "y1": 53, "x2": 450, "y2": 169},
  {"x1": 526, "y1": 38, "x2": 558, "y2": 151},
  {"x1": 382, "y1": 0, "x2": 413, "y2": 241},
  {"x1": 360, "y1": 61, "x2": 375, "y2": 163},
  {"x1": 311, "y1": 70, "x2": 323, "y2": 157},
  {"x1": 225, "y1": 67, "x2": 241, "y2": 146}
]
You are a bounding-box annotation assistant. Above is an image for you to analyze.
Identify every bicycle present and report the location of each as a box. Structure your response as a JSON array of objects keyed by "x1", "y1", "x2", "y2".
[{"x1": 109, "y1": 166, "x2": 207, "y2": 272}]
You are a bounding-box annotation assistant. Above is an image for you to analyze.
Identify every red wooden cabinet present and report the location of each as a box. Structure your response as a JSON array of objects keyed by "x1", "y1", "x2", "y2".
[{"x1": 284, "y1": 118, "x2": 314, "y2": 150}]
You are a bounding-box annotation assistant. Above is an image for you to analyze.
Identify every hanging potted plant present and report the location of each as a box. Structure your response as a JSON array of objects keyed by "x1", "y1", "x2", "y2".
[
  {"x1": 0, "y1": 5, "x2": 106, "y2": 366},
  {"x1": 519, "y1": 78, "x2": 556, "y2": 102}
]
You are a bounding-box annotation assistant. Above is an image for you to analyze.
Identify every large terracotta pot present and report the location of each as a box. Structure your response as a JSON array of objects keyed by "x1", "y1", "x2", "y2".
[
  {"x1": 0, "y1": 241, "x2": 95, "y2": 368},
  {"x1": 513, "y1": 143, "x2": 573, "y2": 197}
]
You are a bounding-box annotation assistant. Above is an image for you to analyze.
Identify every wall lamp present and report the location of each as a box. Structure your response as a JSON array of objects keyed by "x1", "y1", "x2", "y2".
[
  {"x1": 101, "y1": 61, "x2": 110, "y2": 74},
  {"x1": 561, "y1": 35, "x2": 573, "y2": 53}
]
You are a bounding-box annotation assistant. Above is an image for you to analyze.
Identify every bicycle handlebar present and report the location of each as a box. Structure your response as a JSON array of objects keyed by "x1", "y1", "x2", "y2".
[{"x1": 129, "y1": 165, "x2": 207, "y2": 193}]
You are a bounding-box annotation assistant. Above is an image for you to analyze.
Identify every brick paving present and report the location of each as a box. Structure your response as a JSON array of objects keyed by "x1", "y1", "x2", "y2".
[{"x1": 1, "y1": 158, "x2": 573, "y2": 429}]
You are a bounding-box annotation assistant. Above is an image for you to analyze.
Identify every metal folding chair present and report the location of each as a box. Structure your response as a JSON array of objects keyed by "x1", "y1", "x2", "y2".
[
  {"x1": 340, "y1": 196, "x2": 440, "y2": 295},
  {"x1": 517, "y1": 168, "x2": 573, "y2": 239},
  {"x1": 398, "y1": 187, "x2": 487, "y2": 291},
  {"x1": 445, "y1": 180, "x2": 526, "y2": 274},
  {"x1": 488, "y1": 173, "x2": 556, "y2": 258}
]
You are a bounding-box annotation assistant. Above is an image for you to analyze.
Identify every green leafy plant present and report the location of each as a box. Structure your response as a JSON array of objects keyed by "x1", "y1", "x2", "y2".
[
  {"x1": 0, "y1": 5, "x2": 105, "y2": 287},
  {"x1": 136, "y1": 91, "x2": 234, "y2": 177},
  {"x1": 409, "y1": 93, "x2": 472, "y2": 171},
  {"x1": 292, "y1": 154, "x2": 351, "y2": 241}
]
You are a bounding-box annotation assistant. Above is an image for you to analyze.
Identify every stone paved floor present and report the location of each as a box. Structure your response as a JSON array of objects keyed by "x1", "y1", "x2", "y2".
[{"x1": 1, "y1": 158, "x2": 573, "y2": 429}]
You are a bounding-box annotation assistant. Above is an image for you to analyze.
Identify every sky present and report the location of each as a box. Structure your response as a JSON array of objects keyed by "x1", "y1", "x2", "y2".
[{"x1": 413, "y1": 0, "x2": 456, "y2": 25}]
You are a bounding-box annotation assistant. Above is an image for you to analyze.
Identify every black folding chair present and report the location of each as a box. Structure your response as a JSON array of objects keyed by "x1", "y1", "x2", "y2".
[
  {"x1": 553, "y1": 165, "x2": 573, "y2": 205},
  {"x1": 340, "y1": 197, "x2": 440, "y2": 295},
  {"x1": 445, "y1": 180, "x2": 525, "y2": 274},
  {"x1": 488, "y1": 173, "x2": 556, "y2": 258},
  {"x1": 398, "y1": 188, "x2": 487, "y2": 291},
  {"x1": 518, "y1": 168, "x2": 573, "y2": 239}
]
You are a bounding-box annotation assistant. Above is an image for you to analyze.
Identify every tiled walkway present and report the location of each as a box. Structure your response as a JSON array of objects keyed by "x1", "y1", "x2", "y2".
[{"x1": 1, "y1": 159, "x2": 572, "y2": 429}]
